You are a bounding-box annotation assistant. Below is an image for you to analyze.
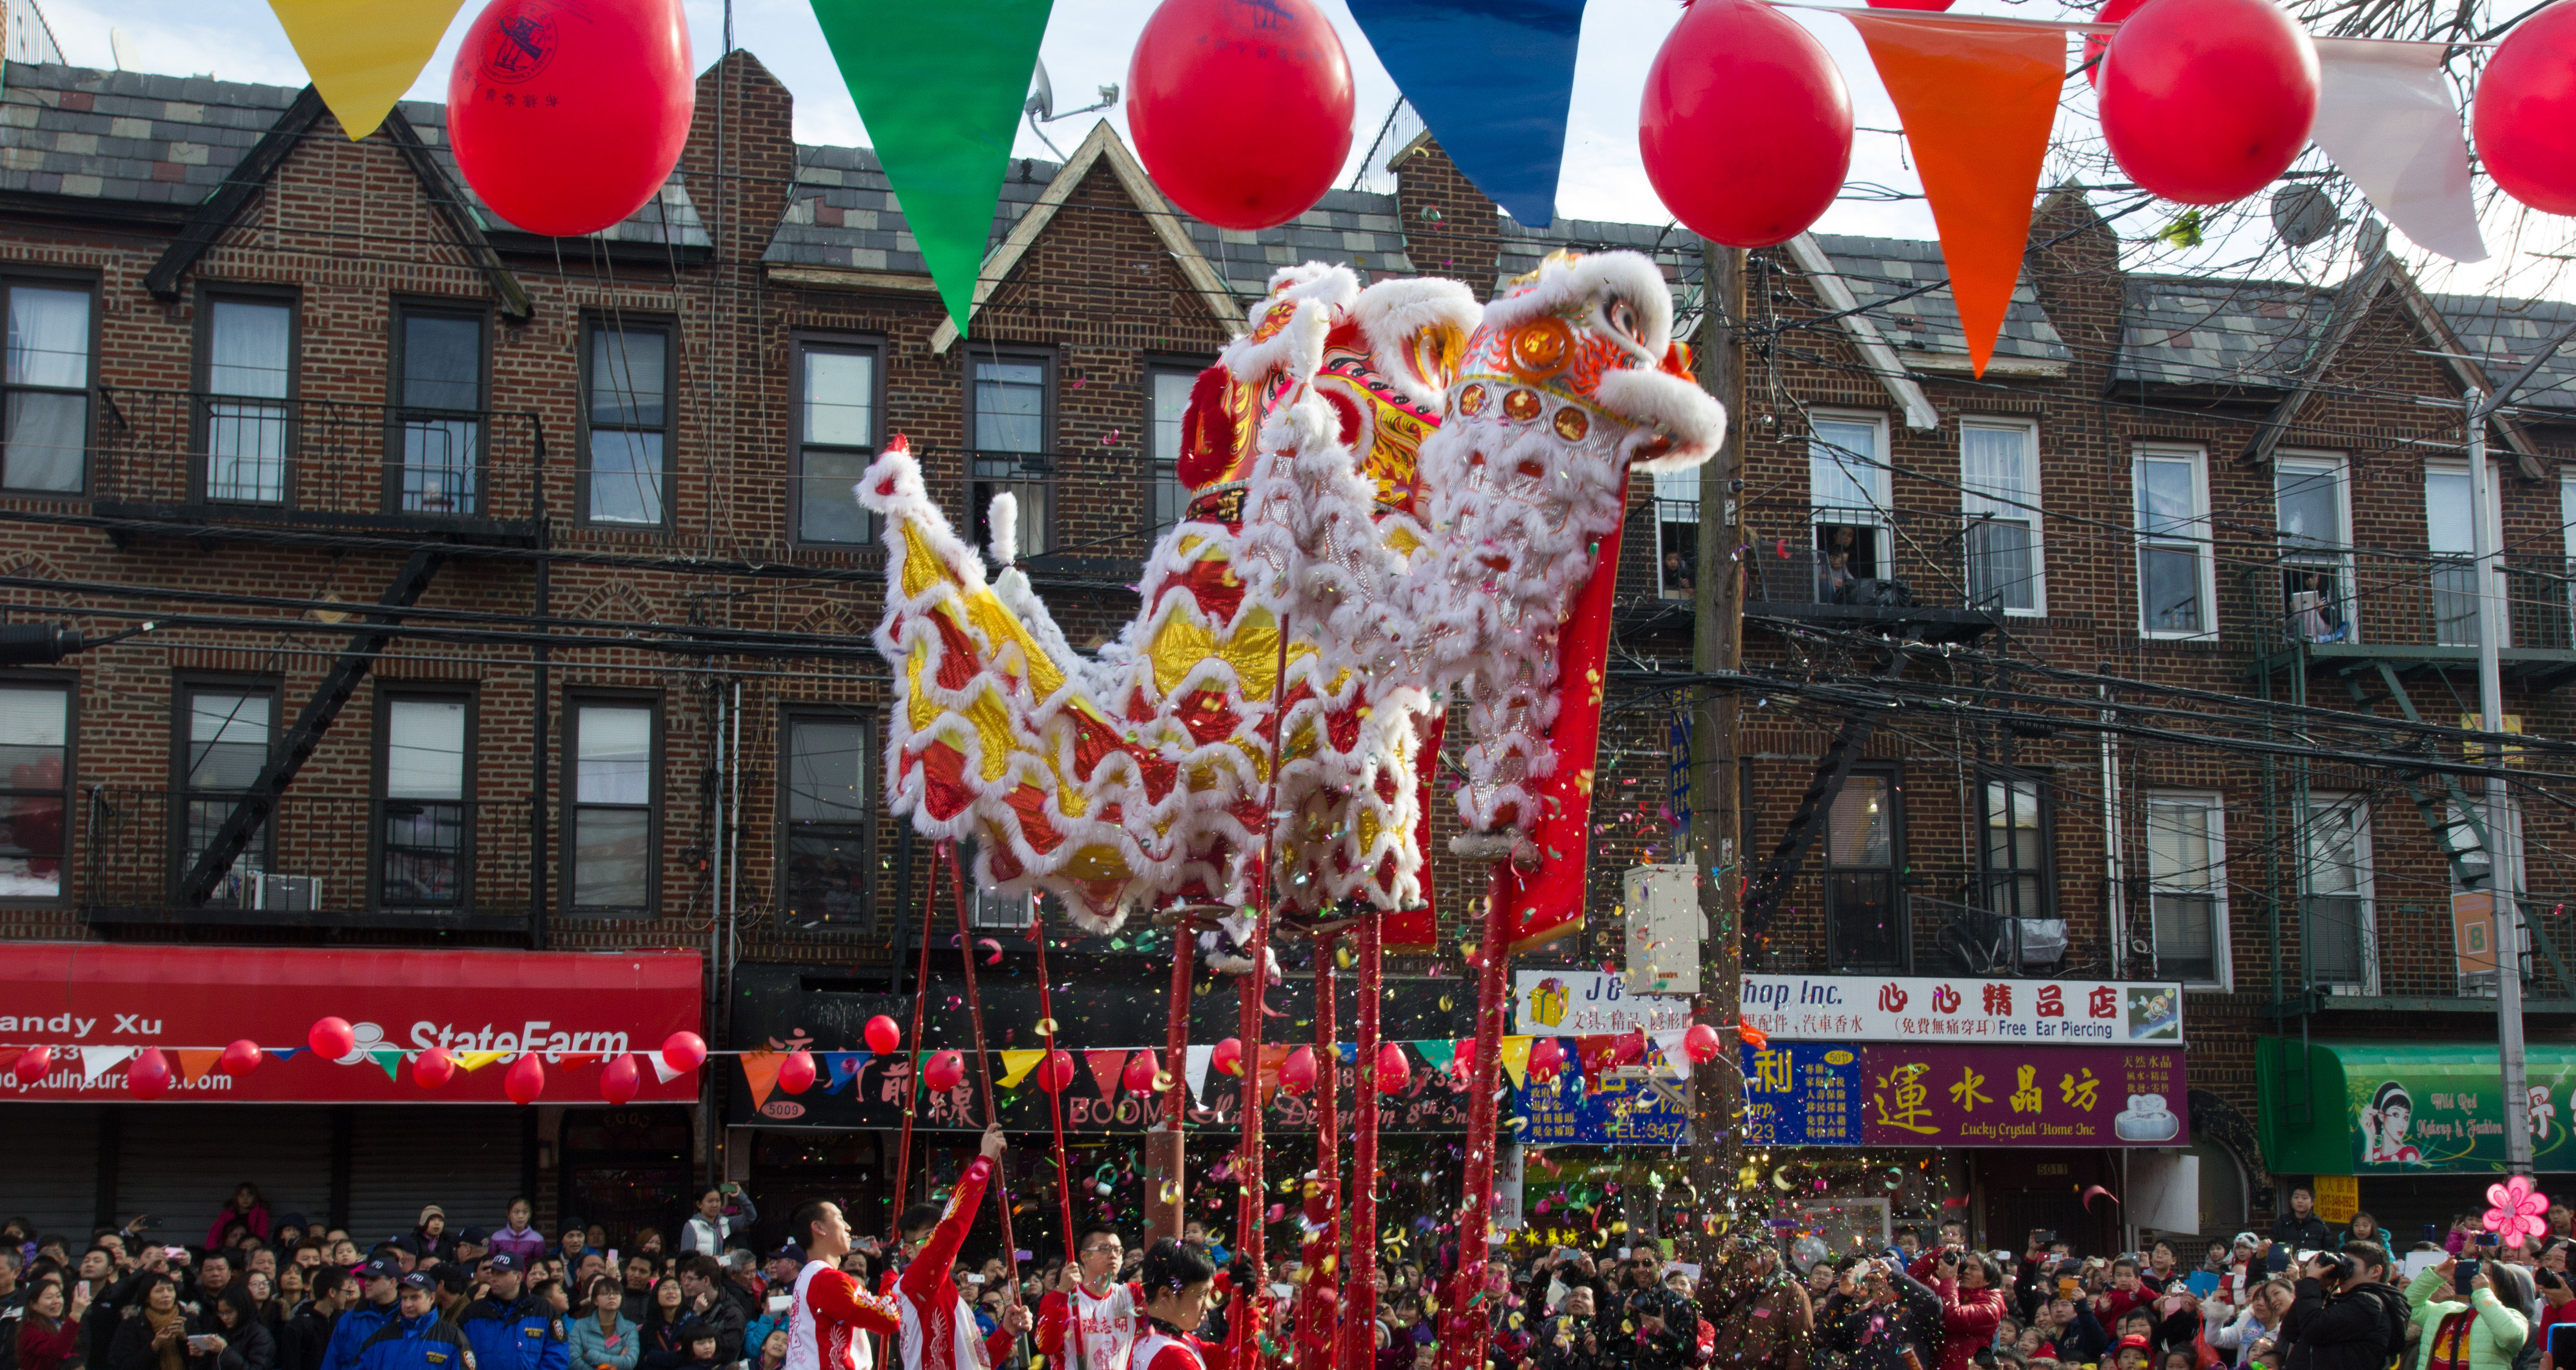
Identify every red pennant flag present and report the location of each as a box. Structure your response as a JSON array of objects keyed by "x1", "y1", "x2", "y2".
[
  {"x1": 1847, "y1": 11, "x2": 2066, "y2": 376},
  {"x1": 1084, "y1": 1050, "x2": 1127, "y2": 1102},
  {"x1": 1575, "y1": 1036, "x2": 1621, "y2": 1094}
]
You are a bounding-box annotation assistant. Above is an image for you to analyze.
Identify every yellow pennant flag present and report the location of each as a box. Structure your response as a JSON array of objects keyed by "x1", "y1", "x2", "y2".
[
  {"x1": 267, "y1": 0, "x2": 470, "y2": 140},
  {"x1": 997, "y1": 1050, "x2": 1048, "y2": 1089},
  {"x1": 1499, "y1": 1036, "x2": 1534, "y2": 1089},
  {"x1": 175, "y1": 1049, "x2": 225, "y2": 1084},
  {"x1": 457, "y1": 1050, "x2": 509, "y2": 1073}
]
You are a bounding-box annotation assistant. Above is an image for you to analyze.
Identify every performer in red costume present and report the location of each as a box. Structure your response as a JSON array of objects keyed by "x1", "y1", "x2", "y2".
[
  {"x1": 1130, "y1": 1241, "x2": 1226, "y2": 1370},
  {"x1": 781, "y1": 1199, "x2": 900, "y2": 1370},
  {"x1": 889, "y1": 1125, "x2": 1030, "y2": 1370},
  {"x1": 1036, "y1": 1223, "x2": 1142, "y2": 1370}
]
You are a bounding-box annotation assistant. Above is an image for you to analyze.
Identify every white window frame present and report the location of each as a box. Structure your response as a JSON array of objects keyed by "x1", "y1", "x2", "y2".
[
  {"x1": 2274, "y1": 451, "x2": 2357, "y2": 645},
  {"x1": 2133, "y1": 443, "x2": 2218, "y2": 640},
  {"x1": 1960, "y1": 416, "x2": 2045, "y2": 617},
  {"x1": 2300, "y1": 792, "x2": 2377, "y2": 994},
  {"x1": 1808, "y1": 410, "x2": 1892, "y2": 516},
  {"x1": 2143, "y1": 791, "x2": 2231, "y2": 990},
  {"x1": 1807, "y1": 410, "x2": 1892, "y2": 604},
  {"x1": 2423, "y1": 458, "x2": 2508, "y2": 649}
]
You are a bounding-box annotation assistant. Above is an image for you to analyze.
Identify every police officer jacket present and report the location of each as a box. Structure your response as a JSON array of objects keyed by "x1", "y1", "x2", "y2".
[
  {"x1": 456, "y1": 1297, "x2": 568, "y2": 1370},
  {"x1": 319, "y1": 1303, "x2": 402, "y2": 1370},
  {"x1": 353, "y1": 1312, "x2": 474, "y2": 1370}
]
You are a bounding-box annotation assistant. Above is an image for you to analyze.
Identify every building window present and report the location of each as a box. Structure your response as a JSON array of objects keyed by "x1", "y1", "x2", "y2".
[
  {"x1": 1808, "y1": 413, "x2": 1889, "y2": 604},
  {"x1": 1654, "y1": 467, "x2": 1699, "y2": 600},
  {"x1": 393, "y1": 306, "x2": 485, "y2": 515},
  {"x1": 2134, "y1": 445, "x2": 2214, "y2": 638},
  {"x1": 2, "y1": 281, "x2": 91, "y2": 493},
  {"x1": 2425, "y1": 460, "x2": 2498, "y2": 648},
  {"x1": 377, "y1": 695, "x2": 470, "y2": 910},
  {"x1": 2145, "y1": 794, "x2": 2227, "y2": 986},
  {"x1": 568, "y1": 701, "x2": 656, "y2": 913},
  {"x1": 176, "y1": 684, "x2": 275, "y2": 906},
  {"x1": 2275, "y1": 454, "x2": 2352, "y2": 644},
  {"x1": 1979, "y1": 775, "x2": 2059, "y2": 967},
  {"x1": 793, "y1": 338, "x2": 881, "y2": 546},
  {"x1": 0, "y1": 683, "x2": 70, "y2": 899},
  {"x1": 1825, "y1": 771, "x2": 1904, "y2": 971},
  {"x1": 2301, "y1": 794, "x2": 2374, "y2": 990},
  {"x1": 780, "y1": 714, "x2": 871, "y2": 929},
  {"x1": 200, "y1": 296, "x2": 294, "y2": 504},
  {"x1": 970, "y1": 356, "x2": 1051, "y2": 558},
  {"x1": 1962, "y1": 419, "x2": 2042, "y2": 614},
  {"x1": 584, "y1": 322, "x2": 674, "y2": 526},
  {"x1": 1148, "y1": 366, "x2": 1197, "y2": 534}
]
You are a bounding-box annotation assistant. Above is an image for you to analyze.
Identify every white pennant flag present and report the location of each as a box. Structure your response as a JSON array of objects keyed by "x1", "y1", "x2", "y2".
[
  {"x1": 647, "y1": 1053, "x2": 685, "y2": 1084},
  {"x1": 82, "y1": 1045, "x2": 136, "y2": 1083},
  {"x1": 2312, "y1": 39, "x2": 2487, "y2": 262},
  {"x1": 1650, "y1": 1030, "x2": 1695, "y2": 1080},
  {"x1": 1184, "y1": 1045, "x2": 1214, "y2": 1107}
]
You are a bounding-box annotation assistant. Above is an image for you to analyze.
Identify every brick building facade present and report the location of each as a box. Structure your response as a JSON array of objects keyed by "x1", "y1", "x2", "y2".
[{"x1": 0, "y1": 41, "x2": 2566, "y2": 1252}]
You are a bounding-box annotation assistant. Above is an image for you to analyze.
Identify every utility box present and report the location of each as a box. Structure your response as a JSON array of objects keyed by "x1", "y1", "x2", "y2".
[{"x1": 1622, "y1": 864, "x2": 1701, "y2": 995}]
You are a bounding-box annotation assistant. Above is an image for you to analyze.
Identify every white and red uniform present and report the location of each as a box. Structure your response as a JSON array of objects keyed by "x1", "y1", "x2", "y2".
[
  {"x1": 891, "y1": 1158, "x2": 1016, "y2": 1370},
  {"x1": 1132, "y1": 1325, "x2": 1224, "y2": 1370},
  {"x1": 788, "y1": 1259, "x2": 901, "y2": 1370},
  {"x1": 1035, "y1": 1282, "x2": 1143, "y2": 1370}
]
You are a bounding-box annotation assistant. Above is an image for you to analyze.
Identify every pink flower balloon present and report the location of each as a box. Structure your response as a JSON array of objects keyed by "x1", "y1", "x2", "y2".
[{"x1": 2484, "y1": 1174, "x2": 2550, "y2": 1248}]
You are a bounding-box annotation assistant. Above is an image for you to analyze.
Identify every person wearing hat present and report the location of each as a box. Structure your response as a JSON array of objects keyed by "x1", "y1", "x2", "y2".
[
  {"x1": 555, "y1": 1231, "x2": 590, "y2": 1273},
  {"x1": 453, "y1": 1236, "x2": 491, "y2": 1274},
  {"x1": 2115, "y1": 1333, "x2": 2156, "y2": 1370},
  {"x1": 413, "y1": 1214, "x2": 455, "y2": 1269},
  {"x1": 457, "y1": 1255, "x2": 565, "y2": 1370},
  {"x1": 318, "y1": 1263, "x2": 404, "y2": 1370},
  {"x1": 352, "y1": 1276, "x2": 474, "y2": 1370}
]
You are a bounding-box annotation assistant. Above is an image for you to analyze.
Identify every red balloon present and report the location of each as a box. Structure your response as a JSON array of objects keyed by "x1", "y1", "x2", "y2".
[
  {"x1": 1682, "y1": 1024, "x2": 1724, "y2": 1064},
  {"x1": 505, "y1": 1053, "x2": 546, "y2": 1106},
  {"x1": 1211, "y1": 1037, "x2": 1244, "y2": 1078},
  {"x1": 1640, "y1": 0, "x2": 1852, "y2": 249},
  {"x1": 1280, "y1": 1046, "x2": 1318, "y2": 1096},
  {"x1": 412, "y1": 1047, "x2": 458, "y2": 1089},
  {"x1": 599, "y1": 1053, "x2": 642, "y2": 1105},
  {"x1": 1374, "y1": 1042, "x2": 1410, "y2": 1095},
  {"x1": 12, "y1": 1045, "x2": 50, "y2": 1085},
  {"x1": 128, "y1": 1048, "x2": 171, "y2": 1099},
  {"x1": 661, "y1": 1031, "x2": 707, "y2": 1074},
  {"x1": 218, "y1": 1040, "x2": 263, "y2": 1077},
  {"x1": 1528, "y1": 1037, "x2": 1567, "y2": 1081},
  {"x1": 447, "y1": 0, "x2": 695, "y2": 237},
  {"x1": 309, "y1": 1017, "x2": 356, "y2": 1060},
  {"x1": 1127, "y1": 0, "x2": 1354, "y2": 231},
  {"x1": 1613, "y1": 1031, "x2": 1646, "y2": 1067},
  {"x1": 865, "y1": 1015, "x2": 903, "y2": 1056},
  {"x1": 780, "y1": 1050, "x2": 817, "y2": 1095},
  {"x1": 2083, "y1": 0, "x2": 2153, "y2": 86},
  {"x1": 1037, "y1": 1050, "x2": 1077, "y2": 1093},
  {"x1": 2098, "y1": 0, "x2": 2317, "y2": 205},
  {"x1": 1121, "y1": 1049, "x2": 1161, "y2": 1096},
  {"x1": 1452, "y1": 1040, "x2": 1476, "y2": 1077},
  {"x1": 2473, "y1": 0, "x2": 2576, "y2": 215},
  {"x1": 923, "y1": 1049, "x2": 965, "y2": 1093}
]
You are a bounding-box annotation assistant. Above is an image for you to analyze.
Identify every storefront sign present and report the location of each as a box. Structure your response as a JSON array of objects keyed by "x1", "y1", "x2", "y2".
[
  {"x1": 1513, "y1": 969, "x2": 1690, "y2": 1037},
  {"x1": 0, "y1": 943, "x2": 703, "y2": 1104},
  {"x1": 2312, "y1": 1173, "x2": 2359, "y2": 1223},
  {"x1": 1510, "y1": 1057, "x2": 1690, "y2": 1147},
  {"x1": 2258, "y1": 1039, "x2": 2576, "y2": 1174},
  {"x1": 1740, "y1": 974, "x2": 2185, "y2": 1046},
  {"x1": 1737, "y1": 1041, "x2": 2185, "y2": 1147}
]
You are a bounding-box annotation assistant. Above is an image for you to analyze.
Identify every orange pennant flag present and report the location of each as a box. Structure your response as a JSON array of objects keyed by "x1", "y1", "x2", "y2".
[
  {"x1": 1254, "y1": 1045, "x2": 1293, "y2": 1105},
  {"x1": 1846, "y1": 11, "x2": 2066, "y2": 376},
  {"x1": 740, "y1": 1050, "x2": 785, "y2": 1110},
  {"x1": 176, "y1": 1049, "x2": 225, "y2": 1084}
]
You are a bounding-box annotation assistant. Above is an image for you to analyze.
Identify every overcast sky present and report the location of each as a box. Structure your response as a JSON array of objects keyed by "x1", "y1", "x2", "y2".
[{"x1": 28, "y1": 0, "x2": 2569, "y2": 301}]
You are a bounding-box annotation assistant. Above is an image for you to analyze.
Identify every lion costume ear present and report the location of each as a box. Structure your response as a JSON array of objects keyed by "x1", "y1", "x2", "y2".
[
  {"x1": 1349, "y1": 277, "x2": 1480, "y2": 412},
  {"x1": 1178, "y1": 364, "x2": 1256, "y2": 490}
]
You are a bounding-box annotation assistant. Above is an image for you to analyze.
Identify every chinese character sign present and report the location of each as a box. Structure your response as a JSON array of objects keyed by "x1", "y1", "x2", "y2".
[
  {"x1": 1739, "y1": 974, "x2": 2185, "y2": 1045},
  {"x1": 1740, "y1": 1042, "x2": 1863, "y2": 1147},
  {"x1": 1514, "y1": 969, "x2": 1692, "y2": 1037},
  {"x1": 1737, "y1": 1043, "x2": 2186, "y2": 1147},
  {"x1": 1513, "y1": 1052, "x2": 1692, "y2": 1146}
]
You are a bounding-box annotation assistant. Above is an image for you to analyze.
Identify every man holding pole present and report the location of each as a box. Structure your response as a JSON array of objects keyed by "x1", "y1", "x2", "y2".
[{"x1": 887, "y1": 1125, "x2": 1029, "y2": 1370}]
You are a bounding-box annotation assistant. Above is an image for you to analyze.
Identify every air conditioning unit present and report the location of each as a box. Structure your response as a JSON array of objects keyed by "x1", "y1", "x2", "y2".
[
  {"x1": 250, "y1": 872, "x2": 321, "y2": 912},
  {"x1": 1622, "y1": 865, "x2": 1701, "y2": 995}
]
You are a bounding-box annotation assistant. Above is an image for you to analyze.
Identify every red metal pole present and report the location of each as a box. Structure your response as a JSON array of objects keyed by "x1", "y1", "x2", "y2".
[
  {"x1": 1030, "y1": 911, "x2": 1078, "y2": 1266},
  {"x1": 1435, "y1": 864, "x2": 1515, "y2": 1370},
  {"x1": 887, "y1": 840, "x2": 943, "y2": 1240},
  {"x1": 1227, "y1": 613, "x2": 1292, "y2": 1370},
  {"x1": 1343, "y1": 910, "x2": 1383, "y2": 1370},
  {"x1": 1294, "y1": 930, "x2": 1338, "y2": 1370},
  {"x1": 1146, "y1": 917, "x2": 1195, "y2": 1245},
  {"x1": 943, "y1": 846, "x2": 1022, "y2": 1306}
]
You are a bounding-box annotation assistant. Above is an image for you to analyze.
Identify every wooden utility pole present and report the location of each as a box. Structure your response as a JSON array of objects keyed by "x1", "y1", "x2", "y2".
[{"x1": 1688, "y1": 240, "x2": 1748, "y2": 1248}]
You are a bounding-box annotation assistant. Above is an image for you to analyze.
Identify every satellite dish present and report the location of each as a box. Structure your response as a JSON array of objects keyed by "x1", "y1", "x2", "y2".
[
  {"x1": 109, "y1": 26, "x2": 139, "y2": 72},
  {"x1": 2270, "y1": 183, "x2": 2338, "y2": 248},
  {"x1": 1026, "y1": 60, "x2": 1054, "y2": 121}
]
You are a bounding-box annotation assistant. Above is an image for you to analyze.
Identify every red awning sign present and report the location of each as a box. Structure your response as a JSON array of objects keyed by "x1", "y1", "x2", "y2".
[{"x1": 0, "y1": 943, "x2": 703, "y2": 1104}]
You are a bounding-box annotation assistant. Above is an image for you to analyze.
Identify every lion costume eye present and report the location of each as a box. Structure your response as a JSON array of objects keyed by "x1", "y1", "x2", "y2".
[{"x1": 1606, "y1": 299, "x2": 1641, "y2": 342}]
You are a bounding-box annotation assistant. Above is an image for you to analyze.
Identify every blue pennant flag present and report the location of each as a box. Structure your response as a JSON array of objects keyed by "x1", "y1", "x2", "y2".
[
  {"x1": 1347, "y1": 0, "x2": 1587, "y2": 228},
  {"x1": 824, "y1": 1051, "x2": 869, "y2": 1095},
  {"x1": 1338, "y1": 1042, "x2": 1360, "y2": 1065}
]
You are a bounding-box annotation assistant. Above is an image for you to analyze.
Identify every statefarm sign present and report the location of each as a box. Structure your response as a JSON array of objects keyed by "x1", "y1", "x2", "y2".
[{"x1": 0, "y1": 943, "x2": 702, "y2": 1103}]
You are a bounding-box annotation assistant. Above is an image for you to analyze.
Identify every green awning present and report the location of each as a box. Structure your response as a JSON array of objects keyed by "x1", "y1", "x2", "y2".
[{"x1": 2257, "y1": 1038, "x2": 2576, "y2": 1175}]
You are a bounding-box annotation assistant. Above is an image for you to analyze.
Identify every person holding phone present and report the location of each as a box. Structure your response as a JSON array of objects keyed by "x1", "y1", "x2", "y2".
[
  {"x1": 2406, "y1": 1255, "x2": 2532, "y2": 1370},
  {"x1": 187, "y1": 1288, "x2": 277, "y2": 1370}
]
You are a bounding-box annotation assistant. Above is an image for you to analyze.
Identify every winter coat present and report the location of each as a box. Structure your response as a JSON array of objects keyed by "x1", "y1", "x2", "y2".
[
  {"x1": 187, "y1": 1315, "x2": 277, "y2": 1370},
  {"x1": 14, "y1": 1319, "x2": 76, "y2": 1370},
  {"x1": 2301, "y1": 1282, "x2": 2412, "y2": 1370},
  {"x1": 487, "y1": 1230, "x2": 548, "y2": 1269},
  {"x1": 2407, "y1": 1270, "x2": 2529, "y2": 1370},
  {"x1": 2211, "y1": 1305, "x2": 2283, "y2": 1370},
  {"x1": 208, "y1": 1212, "x2": 271, "y2": 1256},
  {"x1": 275, "y1": 1304, "x2": 336, "y2": 1370},
  {"x1": 1816, "y1": 1273, "x2": 1943, "y2": 1370},
  {"x1": 566, "y1": 1315, "x2": 639, "y2": 1370},
  {"x1": 1908, "y1": 1257, "x2": 2005, "y2": 1370}
]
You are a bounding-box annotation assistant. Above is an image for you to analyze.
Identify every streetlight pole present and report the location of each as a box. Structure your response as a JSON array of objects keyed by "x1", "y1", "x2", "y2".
[{"x1": 2465, "y1": 386, "x2": 2532, "y2": 1176}]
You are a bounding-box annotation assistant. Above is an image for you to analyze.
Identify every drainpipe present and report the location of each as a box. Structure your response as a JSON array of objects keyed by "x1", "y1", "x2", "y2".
[{"x1": 2100, "y1": 670, "x2": 2125, "y2": 978}]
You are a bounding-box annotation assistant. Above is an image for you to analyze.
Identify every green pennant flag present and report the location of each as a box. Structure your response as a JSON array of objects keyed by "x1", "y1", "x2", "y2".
[
  {"x1": 1412, "y1": 1039, "x2": 1455, "y2": 1073},
  {"x1": 367, "y1": 1048, "x2": 404, "y2": 1082},
  {"x1": 808, "y1": 0, "x2": 1056, "y2": 335}
]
